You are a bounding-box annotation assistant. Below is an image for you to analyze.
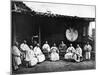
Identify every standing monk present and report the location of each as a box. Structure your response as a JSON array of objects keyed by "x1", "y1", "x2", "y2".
[
  {"x1": 42, "y1": 41, "x2": 51, "y2": 60},
  {"x1": 20, "y1": 40, "x2": 30, "y2": 65},
  {"x1": 84, "y1": 42, "x2": 92, "y2": 60},
  {"x1": 12, "y1": 42, "x2": 22, "y2": 70}
]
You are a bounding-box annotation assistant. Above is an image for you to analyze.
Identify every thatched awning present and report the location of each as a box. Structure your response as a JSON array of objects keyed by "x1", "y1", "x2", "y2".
[{"x1": 11, "y1": 1, "x2": 95, "y2": 22}]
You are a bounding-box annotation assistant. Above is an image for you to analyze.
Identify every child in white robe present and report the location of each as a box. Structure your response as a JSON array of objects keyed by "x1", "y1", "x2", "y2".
[{"x1": 50, "y1": 43, "x2": 59, "y2": 61}]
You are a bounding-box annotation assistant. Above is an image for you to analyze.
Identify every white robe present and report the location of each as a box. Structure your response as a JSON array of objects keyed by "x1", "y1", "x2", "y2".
[
  {"x1": 20, "y1": 43, "x2": 30, "y2": 51},
  {"x1": 42, "y1": 44, "x2": 50, "y2": 52},
  {"x1": 50, "y1": 47, "x2": 59, "y2": 61},
  {"x1": 64, "y1": 46, "x2": 76, "y2": 60},
  {"x1": 84, "y1": 44, "x2": 92, "y2": 59},
  {"x1": 34, "y1": 46, "x2": 45, "y2": 63},
  {"x1": 76, "y1": 47, "x2": 82, "y2": 57},
  {"x1": 75, "y1": 47, "x2": 82, "y2": 62},
  {"x1": 25, "y1": 49, "x2": 38, "y2": 66},
  {"x1": 20, "y1": 43, "x2": 30, "y2": 60},
  {"x1": 12, "y1": 46, "x2": 22, "y2": 70}
]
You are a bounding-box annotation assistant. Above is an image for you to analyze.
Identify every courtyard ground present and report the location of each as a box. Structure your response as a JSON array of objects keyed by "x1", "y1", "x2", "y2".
[{"x1": 12, "y1": 60, "x2": 95, "y2": 74}]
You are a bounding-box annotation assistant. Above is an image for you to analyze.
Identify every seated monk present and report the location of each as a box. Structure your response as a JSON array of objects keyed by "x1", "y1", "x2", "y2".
[
  {"x1": 33, "y1": 44, "x2": 45, "y2": 63},
  {"x1": 50, "y1": 43, "x2": 59, "y2": 61},
  {"x1": 64, "y1": 44, "x2": 76, "y2": 61},
  {"x1": 59, "y1": 41, "x2": 67, "y2": 59},
  {"x1": 25, "y1": 45, "x2": 38, "y2": 67},
  {"x1": 75, "y1": 44, "x2": 83, "y2": 62}
]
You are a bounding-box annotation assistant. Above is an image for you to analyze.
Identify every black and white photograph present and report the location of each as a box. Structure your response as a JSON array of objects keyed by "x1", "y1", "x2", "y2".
[{"x1": 11, "y1": 0, "x2": 96, "y2": 74}]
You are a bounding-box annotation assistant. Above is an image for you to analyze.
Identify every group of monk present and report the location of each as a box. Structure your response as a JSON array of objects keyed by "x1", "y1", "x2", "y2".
[{"x1": 12, "y1": 40, "x2": 92, "y2": 70}]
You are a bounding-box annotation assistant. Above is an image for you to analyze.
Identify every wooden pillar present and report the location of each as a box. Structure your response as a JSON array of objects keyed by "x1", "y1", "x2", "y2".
[
  {"x1": 13, "y1": 15, "x2": 17, "y2": 44},
  {"x1": 83, "y1": 26, "x2": 86, "y2": 36},
  {"x1": 86, "y1": 24, "x2": 89, "y2": 37},
  {"x1": 39, "y1": 25, "x2": 41, "y2": 47}
]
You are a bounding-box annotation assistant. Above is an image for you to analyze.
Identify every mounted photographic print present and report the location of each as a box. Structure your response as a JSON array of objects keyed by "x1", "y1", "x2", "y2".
[{"x1": 11, "y1": 0, "x2": 96, "y2": 74}]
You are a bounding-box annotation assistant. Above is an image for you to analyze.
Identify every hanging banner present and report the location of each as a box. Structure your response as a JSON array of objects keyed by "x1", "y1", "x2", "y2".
[{"x1": 66, "y1": 28, "x2": 78, "y2": 42}]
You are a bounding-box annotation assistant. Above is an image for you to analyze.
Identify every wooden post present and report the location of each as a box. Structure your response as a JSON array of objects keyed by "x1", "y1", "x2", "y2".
[
  {"x1": 39, "y1": 25, "x2": 41, "y2": 47},
  {"x1": 86, "y1": 22, "x2": 89, "y2": 37}
]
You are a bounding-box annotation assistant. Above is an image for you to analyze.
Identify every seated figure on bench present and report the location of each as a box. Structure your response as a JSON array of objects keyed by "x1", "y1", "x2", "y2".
[
  {"x1": 59, "y1": 41, "x2": 67, "y2": 59},
  {"x1": 33, "y1": 44, "x2": 45, "y2": 63},
  {"x1": 64, "y1": 44, "x2": 76, "y2": 61},
  {"x1": 50, "y1": 43, "x2": 59, "y2": 61},
  {"x1": 75, "y1": 44, "x2": 83, "y2": 62},
  {"x1": 25, "y1": 45, "x2": 38, "y2": 67}
]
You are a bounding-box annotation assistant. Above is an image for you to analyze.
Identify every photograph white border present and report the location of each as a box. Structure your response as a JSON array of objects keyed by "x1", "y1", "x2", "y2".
[{"x1": 0, "y1": 0, "x2": 99, "y2": 75}]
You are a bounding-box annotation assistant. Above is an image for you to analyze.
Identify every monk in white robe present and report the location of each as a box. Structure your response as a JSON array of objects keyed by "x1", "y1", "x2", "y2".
[
  {"x1": 50, "y1": 43, "x2": 59, "y2": 61},
  {"x1": 42, "y1": 41, "x2": 50, "y2": 59},
  {"x1": 75, "y1": 44, "x2": 82, "y2": 62},
  {"x1": 34, "y1": 44, "x2": 45, "y2": 63},
  {"x1": 25, "y1": 46, "x2": 38, "y2": 66},
  {"x1": 64, "y1": 44, "x2": 76, "y2": 61},
  {"x1": 84, "y1": 42, "x2": 92, "y2": 60},
  {"x1": 20, "y1": 40, "x2": 30, "y2": 51},
  {"x1": 42, "y1": 41, "x2": 50, "y2": 52},
  {"x1": 12, "y1": 42, "x2": 22, "y2": 70},
  {"x1": 20, "y1": 40, "x2": 30, "y2": 60}
]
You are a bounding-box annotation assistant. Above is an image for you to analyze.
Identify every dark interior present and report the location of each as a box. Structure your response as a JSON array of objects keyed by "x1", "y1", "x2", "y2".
[{"x1": 12, "y1": 12, "x2": 90, "y2": 48}]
